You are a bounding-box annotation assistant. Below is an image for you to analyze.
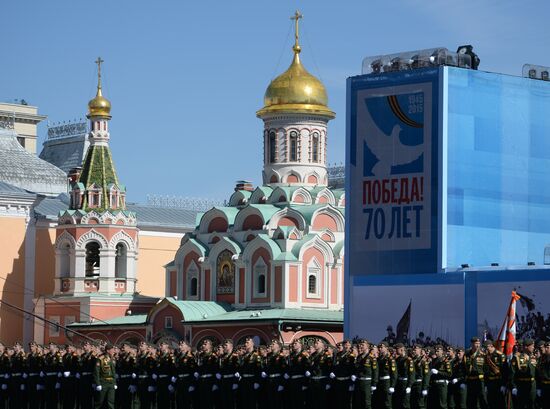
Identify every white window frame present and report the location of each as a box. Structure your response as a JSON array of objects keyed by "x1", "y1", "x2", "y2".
[
  {"x1": 306, "y1": 258, "x2": 321, "y2": 299},
  {"x1": 253, "y1": 258, "x2": 267, "y2": 298},
  {"x1": 187, "y1": 262, "x2": 199, "y2": 300}
]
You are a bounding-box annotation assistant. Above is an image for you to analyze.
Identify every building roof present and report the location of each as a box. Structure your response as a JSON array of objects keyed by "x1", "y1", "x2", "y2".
[
  {"x1": 0, "y1": 128, "x2": 67, "y2": 196},
  {"x1": 150, "y1": 298, "x2": 233, "y2": 322},
  {"x1": 68, "y1": 314, "x2": 148, "y2": 327},
  {"x1": 0, "y1": 181, "x2": 34, "y2": 197},
  {"x1": 39, "y1": 133, "x2": 88, "y2": 173},
  {"x1": 183, "y1": 307, "x2": 343, "y2": 324}
]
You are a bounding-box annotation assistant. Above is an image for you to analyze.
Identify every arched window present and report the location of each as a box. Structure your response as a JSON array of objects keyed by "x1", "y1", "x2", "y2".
[
  {"x1": 307, "y1": 258, "x2": 321, "y2": 298},
  {"x1": 85, "y1": 242, "x2": 100, "y2": 276},
  {"x1": 115, "y1": 243, "x2": 127, "y2": 278},
  {"x1": 110, "y1": 189, "x2": 119, "y2": 209},
  {"x1": 289, "y1": 131, "x2": 298, "y2": 162},
  {"x1": 312, "y1": 132, "x2": 319, "y2": 162},
  {"x1": 253, "y1": 258, "x2": 267, "y2": 298},
  {"x1": 59, "y1": 243, "x2": 71, "y2": 278},
  {"x1": 269, "y1": 131, "x2": 277, "y2": 163},
  {"x1": 187, "y1": 262, "x2": 199, "y2": 299}
]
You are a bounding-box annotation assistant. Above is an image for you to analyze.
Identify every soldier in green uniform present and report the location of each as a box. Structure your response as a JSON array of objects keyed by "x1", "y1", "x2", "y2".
[
  {"x1": 484, "y1": 341, "x2": 506, "y2": 409},
  {"x1": 10, "y1": 341, "x2": 27, "y2": 409},
  {"x1": 174, "y1": 340, "x2": 197, "y2": 409},
  {"x1": 265, "y1": 339, "x2": 287, "y2": 409},
  {"x1": 94, "y1": 344, "x2": 117, "y2": 409},
  {"x1": 448, "y1": 346, "x2": 466, "y2": 409},
  {"x1": 353, "y1": 339, "x2": 377, "y2": 409},
  {"x1": 44, "y1": 341, "x2": 63, "y2": 409},
  {"x1": 27, "y1": 342, "x2": 44, "y2": 409},
  {"x1": 394, "y1": 343, "x2": 414, "y2": 409},
  {"x1": 79, "y1": 341, "x2": 97, "y2": 409},
  {"x1": 510, "y1": 338, "x2": 537, "y2": 409},
  {"x1": 465, "y1": 337, "x2": 488, "y2": 409},
  {"x1": 428, "y1": 344, "x2": 451, "y2": 409},
  {"x1": 198, "y1": 338, "x2": 219, "y2": 409},
  {"x1": 238, "y1": 337, "x2": 262, "y2": 409},
  {"x1": 410, "y1": 344, "x2": 429, "y2": 409},
  {"x1": 307, "y1": 338, "x2": 332, "y2": 409},
  {"x1": 374, "y1": 341, "x2": 397, "y2": 409},
  {"x1": 537, "y1": 341, "x2": 550, "y2": 409},
  {"x1": 287, "y1": 339, "x2": 310, "y2": 409},
  {"x1": 156, "y1": 340, "x2": 175, "y2": 409},
  {"x1": 61, "y1": 343, "x2": 79, "y2": 409},
  {"x1": 218, "y1": 339, "x2": 240, "y2": 409},
  {"x1": 331, "y1": 339, "x2": 355, "y2": 409}
]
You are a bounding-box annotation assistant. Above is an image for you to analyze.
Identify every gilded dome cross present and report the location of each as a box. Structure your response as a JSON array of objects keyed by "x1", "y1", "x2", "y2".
[{"x1": 290, "y1": 10, "x2": 303, "y2": 53}]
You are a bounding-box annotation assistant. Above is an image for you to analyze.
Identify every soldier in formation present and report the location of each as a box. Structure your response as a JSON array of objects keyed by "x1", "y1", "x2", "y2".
[{"x1": 0, "y1": 336, "x2": 548, "y2": 409}]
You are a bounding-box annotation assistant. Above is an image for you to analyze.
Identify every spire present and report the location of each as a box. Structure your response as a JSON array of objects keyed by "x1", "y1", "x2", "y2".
[
  {"x1": 290, "y1": 10, "x2": 303, "y2": 58},
  {"x1": 95, "y1": 56, "x2": 104, "y2": 96},
  {"x1": 87, "y1": 57, "x2": 112, "y2": 119}
]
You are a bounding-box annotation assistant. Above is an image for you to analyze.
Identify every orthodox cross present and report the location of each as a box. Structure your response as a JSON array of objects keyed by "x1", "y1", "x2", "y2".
[
  {"x1": 95, "y1": 57, "x2": 104, "y2": 87},
  {"x1": 290, "y1": 10, "x2": 303, "y2": 51}
]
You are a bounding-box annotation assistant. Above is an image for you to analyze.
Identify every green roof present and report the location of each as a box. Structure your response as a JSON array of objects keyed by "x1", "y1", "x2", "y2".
[
  {"x1": 291, "y1": 234, "x2": 318, "y2": 258},
  {"x1": 246, "y1": 204, "x2": 281, "y2": 222},
  {"x1": 78, "y1": 145, "x2": 120, "y2": 211},
  {"x1": 152, "y1": 298, "x2": 233, "y2": 322},
  {"x1": 68, "y1": 314, "x2": 147, "y2": 327},
  {"x1": 183, "y1": 308, "x2": 343, "y2": 324}
]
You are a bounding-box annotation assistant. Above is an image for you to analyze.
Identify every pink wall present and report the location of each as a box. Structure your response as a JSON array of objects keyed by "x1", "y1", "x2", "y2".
[
  {"x1": 274, "y1": 266, "x2": 282, "y2": 303},
  {"x1": 301, "y1": 247, "x2": 325, "y2": 304},
  {"x1": 312, "y1": 213, "x2": 337, "y2": 231},
  {"x1": 289, "y1": 265, "x2": 298, "y2": 302}
]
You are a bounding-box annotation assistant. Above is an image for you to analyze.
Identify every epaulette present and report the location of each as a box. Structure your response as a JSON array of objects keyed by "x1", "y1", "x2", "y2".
[{"x1": 496, "y1": 350, "x2": 503, "y2": 355}]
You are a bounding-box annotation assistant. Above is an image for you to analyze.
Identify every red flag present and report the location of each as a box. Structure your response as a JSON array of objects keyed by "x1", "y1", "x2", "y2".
[{"x1": 496, "y1": 290, "x2": 521, "y2": 360}]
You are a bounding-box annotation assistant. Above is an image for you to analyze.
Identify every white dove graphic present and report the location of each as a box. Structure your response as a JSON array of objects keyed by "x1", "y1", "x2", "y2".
[{"x1": 358, "y1": 100, "x2": 424, "y2": 176}]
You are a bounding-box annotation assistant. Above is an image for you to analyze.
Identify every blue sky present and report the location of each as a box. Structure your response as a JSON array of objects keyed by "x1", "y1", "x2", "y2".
[{"x1": 2, "y1": 0, "x2": 548, "y2": 203}]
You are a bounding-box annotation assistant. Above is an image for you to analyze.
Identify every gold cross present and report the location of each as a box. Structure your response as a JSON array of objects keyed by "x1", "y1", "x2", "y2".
[
  {"x1": 290, "y1": 10, "x2": 303, "y2": 50},
  {"x1": 95, "y1": 57, "x2": 104, "y2": 86}
]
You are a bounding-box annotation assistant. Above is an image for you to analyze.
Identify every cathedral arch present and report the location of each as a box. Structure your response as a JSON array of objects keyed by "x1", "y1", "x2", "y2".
[
  {"x1": 311, "y1": 206, "x2": 344, "y2": 232},
  {"x1": 314, "y1": 188, "x2": 336, "y2": 205},
  {"x1": 285, "y1": 172, "x2": 301, "y2": 184},
  {"x1": 76, "y1": 229, "x2": 108, "y2": 250},
  {"x1": 109, "y1": 230, "x2": 136, "y2": 252},
  {"x1": 268, "y1": 208, "x2": 306, "y2": 231},
  {"x1": 291, "y1": 188, "x2": 312, "y2": 204}
]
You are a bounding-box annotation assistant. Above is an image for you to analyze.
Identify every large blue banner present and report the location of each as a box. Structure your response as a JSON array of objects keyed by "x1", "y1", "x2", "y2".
[{"x1": 346, "y1": 69, "x2": 441, "y2": 276}]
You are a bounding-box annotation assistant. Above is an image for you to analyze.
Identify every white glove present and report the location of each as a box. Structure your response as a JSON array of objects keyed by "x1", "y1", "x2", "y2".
[
  {"x1": 95, "y1": 385, "x2": 102, "y2": 392},
  {"x1": 152, "y1": 374, "x2": 158, "y2": 380},
  {"x1": 351, "y1": 374, "x2": 357, "y2": 382},
  {"x1": 305, "y1": 371, "x2": 311, "y2": 378},
  {"x1": 283, "y1": 373, "x2": 290, "y2": 380},
  {"x1": 460, "y1": 384, "x2": 466, "y2": 391},
  {"x1": 329, "y1": 372, "x2": 336, "y2": 379},
  {"x1": 431, "y1": 369, "x2": 438, "y2": 375},
  {"x1": 302, "y1": 385, "x2": 308, "y2": 391},
  {"x1": 194, "y1": 372, "x2": 200, "y2": 379},
  {"x1": 232, "y1": 384, "x2": 239, "y2": 391},
  {"x1": 3, "y1": 374, "x2": 8, "y2": 379},
  {"x1": 215, "y1": 373, "x2": 222, "y2": 380},
  {"x1": 0, "y1": 384, "x2": 6, "y2": 391},
  {"x1": 537, "y1": 389, "x2": 542, "y2": 397},
  {"x1": 326, "y1": 384, "x2": 331, "y2": 391},
  {"x1": 20, "y1": 385, "x2": 25, "y2": 391},
  {"x1": 63, "y1": 371, "x2": 70, "y2": 378},
  {"x1": 55, "y1": 383, "x2": 61, "y2": 390},
  {"x1": 261, "y1": 371, "x2": 268, "y2": 378},
  {"x1": 171, "y1": 376, "x2": 177, "y2": 383},
  {"x1": 278, "y1": 385, "x2": 284, "y2": 392},
  {"x1": 147, "y1": 386, "x2": 156, "y2": 392},
  {"x1": 512, "y1": 388, "x2": 518, "y2": 396},
  {"x1": 40, "y1": 371, "x2": 45, "y2": 378},
  {"x1": 22, "y1": 373, "x2": 28, "y2": 379},
  {"x1": 371, "y1": 386, "x2": 377, "y2": 391},
  {"x1": 114, "y1": 385, "x2": 118, "y2": 390},
  {"x1": 129, "y1": 385, "x2": 137, "y2": 393},
  {"x1": 188, "y1": 386, "x2": 195, "y2": 392},
  {"x1": 234, "y1": 372, "x2": 240, "y2": 379},
  {"x1": 57, "y1": 372, "x2": 62, "y2": 378},
  {"x1": 422, "y1": 390, "x2": 428, "y2": 397},
  {"x1": 254, "y1": 383, "x2": 260, "y2": 390},
  {"x1": 132, "y1": 373, "x2": 137, "y2": 379},
  {"x1": 452, "y1": 378, "x2": 458, "y2": 384},
  {"x1": 389, "y1": 387, "x2": 395, "y2": 394},
  {"x1": 212, "y1": 385, "x2": 219, "y2": 392},
  {"x1": 75, "y1": 373, "x2": 81, "y2": 379},
  {"x1": 500, "y1": 386, "x2": 506, "y2": 394},
  {"x1": 406, "y1": 387, "x2": 411, "y2": 394},
  {"x1": 348, "y1": 385, "x2": 355, "y2": 392}
]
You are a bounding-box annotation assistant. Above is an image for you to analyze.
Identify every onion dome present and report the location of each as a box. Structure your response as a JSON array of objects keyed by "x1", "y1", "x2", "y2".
[{"x1": 87, "y1": 57, "x2": 112, "y2": 118}]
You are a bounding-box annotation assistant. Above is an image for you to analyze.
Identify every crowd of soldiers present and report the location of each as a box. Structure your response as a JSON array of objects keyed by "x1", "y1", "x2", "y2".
[{"x1": 0, "y1": 336, "x2": 548, "y2": 409}]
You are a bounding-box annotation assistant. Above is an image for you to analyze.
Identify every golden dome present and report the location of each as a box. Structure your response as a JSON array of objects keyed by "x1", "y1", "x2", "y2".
[
  {"x1": 257, "y1": 47, "x2": 335, "y2": 118},
  {"x1": 87, "y1": 87, "x2": 111, "y2": 118},
  {"x1": 87, "y1": 57, "x2": 112, "y2": 119}
]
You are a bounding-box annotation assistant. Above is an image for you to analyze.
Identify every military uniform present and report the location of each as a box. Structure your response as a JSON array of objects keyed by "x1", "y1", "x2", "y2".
[
  {"x1": 448, "y1": 352, "x2": 466, "y2": 409},
  {"x1": 465, "y1": 347, "x2": 488, "y2": 409},
  {"x1": 174, "y1": 349, "x2": 197, "y2": 409},
  {"x1": 27, "y1": 348, "x2": 45, "y2": 409},
  {"x1": 510, "y1": 347, "x2": 538, "y2": 409},
  {"x1": 218, "y1": 350, "x2": 240, "y2": 409},
  {"x1": 61, "y1": 349, "x2": 79, "y2": 409},
  {"x1": 287, "y1": 348, "x2": 310, "y2": 409},
  {"x1": 238, "y1": 349, "x2": 262, "y2": 409},
  {"x1": 94, "y1": 352, "x2": 117, "y2": 409},
  {"x1": 197, "y1": 350, "x2": 218, "y2": 409},
  {"x1": 428, "y1": 353, "x2": 451, "y2": 409},
  {"x1": 116, "y1": 351, "x2": 138, "y2": 409},
  {"x1": 10, "y1": 348, "x2": 27, "y2": 409},
  {"x1": 137, "y1": 351, "x2": 156, "y2": 409},
  {"x1": 332, "y1": 349, "x2": 355, "y2": 409},
  {"x1": 353, "y1": 351, "x2": 378, "y2": 409},
  {"x1": 43, "y1": 348, "x2": 63, "y2": 409},
  {"x1": 374, "y1": 352, "x2": 396, "y2": 409},
  {"x1": 410, "y1": 355, "x2": 429, "y2": 409},
  {"x1": 308, "y1": 348, "x2": 332, "y2": 409},
  {"x1": 484, "y1": 347, "x2": 506, "y2": 409},
  {"x1": 394, "y1": 352, "x2": 414, "y2": 409},
  {"x1": 265, "y1": 349, "x2": 287, "y2": 409},
  {"x1": 537, "y1": 344, "x2": 550, "y2": 409},
  {"x1": 0, "y1": 351, "x2": 10, "y2": 409},
  {"x1": 156, "y1": 350, "x2": 176, "y2": 409},
  {"x1": 79, "y1": 349, "x2": 97, "y2": 409}
]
